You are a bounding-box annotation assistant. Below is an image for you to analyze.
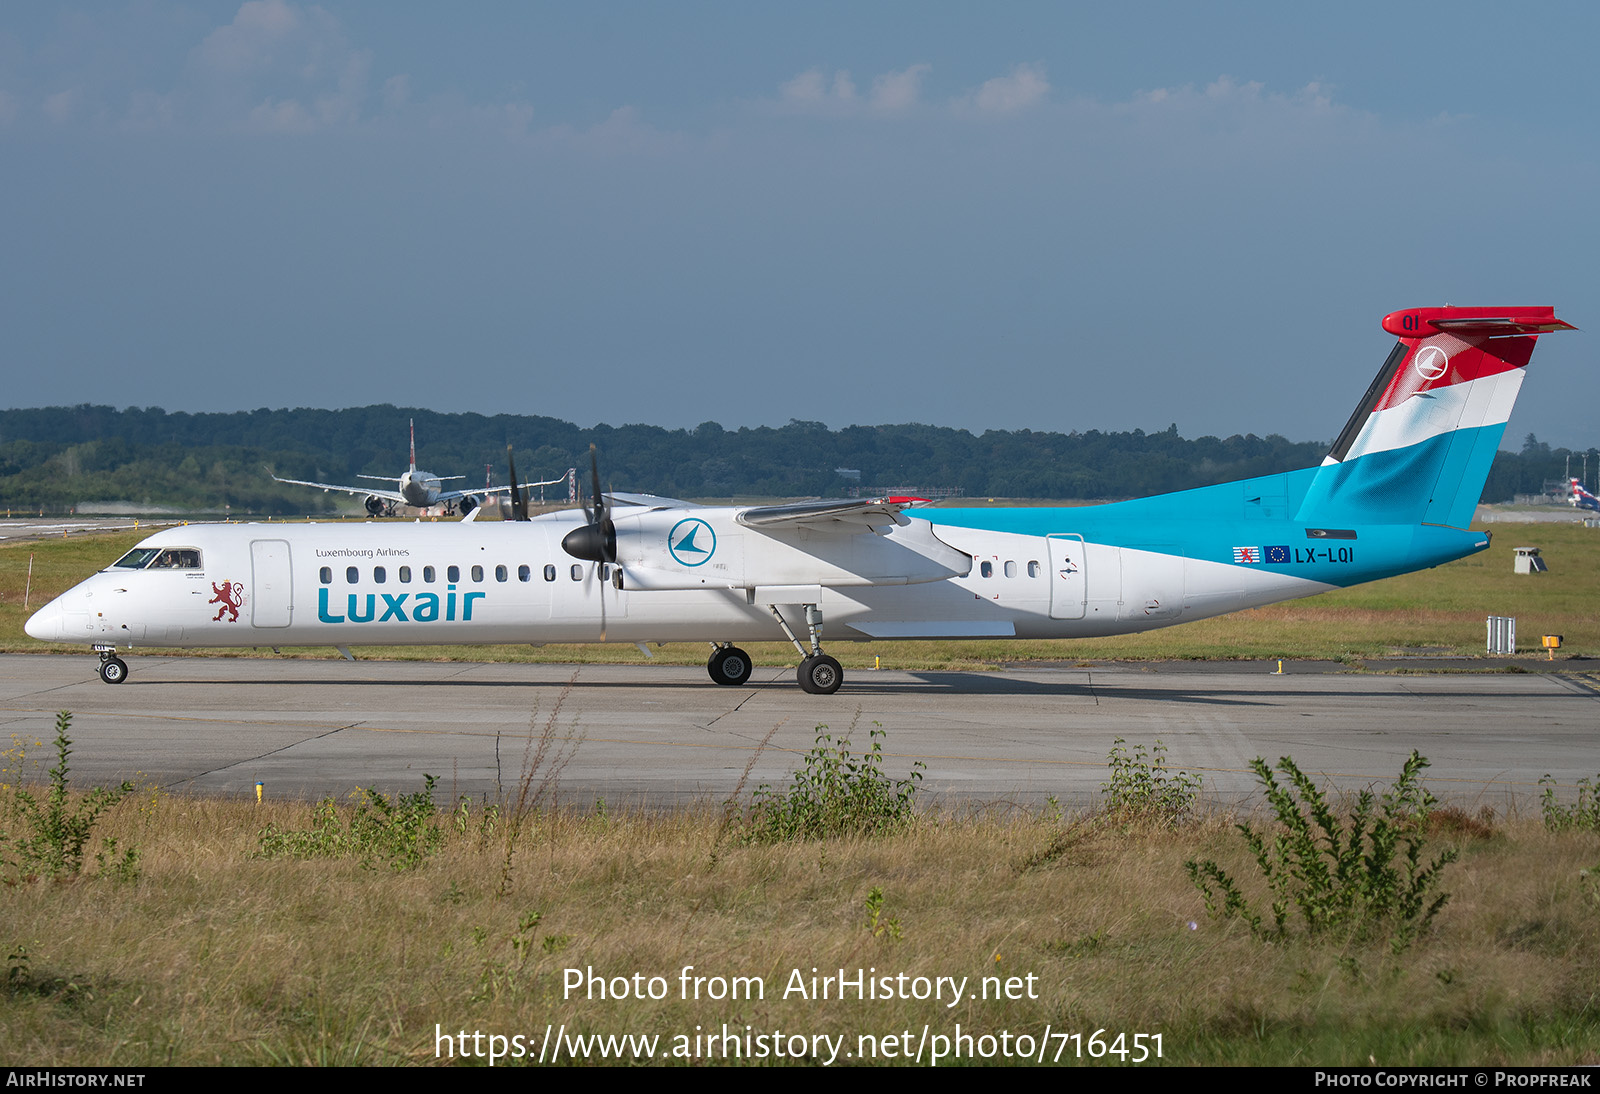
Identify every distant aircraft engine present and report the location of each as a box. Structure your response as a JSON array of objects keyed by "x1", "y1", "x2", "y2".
[
  {"x1": 459, "y1": 495, "x2": 478, "y2": 516},
  {"x1": 364, "y1": 495, "x2": 386, "y2": 516}
]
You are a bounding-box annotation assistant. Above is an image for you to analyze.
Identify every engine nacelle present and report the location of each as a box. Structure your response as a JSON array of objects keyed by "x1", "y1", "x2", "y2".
[{"x1": 364, "y1": 495, "x2": 386, "y2": 516}]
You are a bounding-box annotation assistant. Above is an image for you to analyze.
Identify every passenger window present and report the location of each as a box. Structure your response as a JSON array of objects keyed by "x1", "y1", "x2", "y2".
[
  {"x1": 518, "y1": 564, "x2": 531, "y2": 582},
  {"x1": 374, "y1": 566, "x2": 386, "y2": 584},
  {"x1": 447, "y1": 565, "x2": 461, "y2": 583},
  {"x1": 319, "y1": 567, "x2": 332, "y2": 584},
  {"x1": 544, "y1": 565, "x2": 556, "y2": 582},
  {"x1": 1028, "y1": 561, "x2": 1041, "y2": 578},
  {"x1": 399, "y1": 566, "x2": 411, "y2": 583},
  {"x1": 980, "y1": 561, "x2": 993, "y2": 578},
  {"x1": 471, "y1": 565, "x2": 484, "y2": 582},
  {"x1": 423, "y1": 566, "x2": 436, "y2": 583},
  {"x1": 346, "y1": 566, "x2": 359, "y2": 584},
  {"x1": 1004, "y1": 561, "x2": 1017, "y2": 578},
  {"x1": 495, "y1": 565, "x2": 508, "y2": 582},
  {"x1": 571, "y1": 564, "x2": 583, "y2": 581}
]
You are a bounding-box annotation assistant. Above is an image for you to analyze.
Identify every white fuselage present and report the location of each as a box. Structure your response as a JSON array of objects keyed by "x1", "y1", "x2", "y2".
[{"x1": 24, "y1": 514, "x2": 1332, "y2": 651}]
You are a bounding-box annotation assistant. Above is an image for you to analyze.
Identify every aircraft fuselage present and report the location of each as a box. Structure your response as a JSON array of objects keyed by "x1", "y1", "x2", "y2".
[{"x1": 23, "y1": 508, "x2": 1485, "y2": 652}]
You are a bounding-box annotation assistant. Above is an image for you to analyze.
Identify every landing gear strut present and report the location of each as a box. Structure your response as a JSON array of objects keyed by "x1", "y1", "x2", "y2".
[
  {"x1": 707, "y1": 644, "x2": 753, "y2": 687},
  {"x1": 96, "y1": 647, "x2": 128, "y2": 685},
  {"x1": 768, "y1": 604, "x2": 843, "y2": 695}
]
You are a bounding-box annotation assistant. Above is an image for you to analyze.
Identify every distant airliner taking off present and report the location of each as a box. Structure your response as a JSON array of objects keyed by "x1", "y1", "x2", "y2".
[
  {"x1": 30, "y1": 307, "x2": 1574, "y2": 693},
  {"x1": 270, "y1": 419, "x2": 568, "y2": 516}
]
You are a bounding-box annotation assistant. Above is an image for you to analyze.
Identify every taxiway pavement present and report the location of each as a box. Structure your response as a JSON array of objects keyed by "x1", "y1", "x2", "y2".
[{"x1": 0, "y1": 653, "x2": 1594, "y2": 810}]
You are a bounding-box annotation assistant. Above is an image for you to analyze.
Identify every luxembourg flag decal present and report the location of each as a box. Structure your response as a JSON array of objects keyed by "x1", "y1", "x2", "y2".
[{"x1": 1233, "y1": 546, "x2": 1261, "y2": 565}]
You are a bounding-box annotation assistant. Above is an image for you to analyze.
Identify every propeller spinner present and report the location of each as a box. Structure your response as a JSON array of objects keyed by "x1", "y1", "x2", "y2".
[{"x1": 561, "y1": 445, "x2": 616, "y2": 563}]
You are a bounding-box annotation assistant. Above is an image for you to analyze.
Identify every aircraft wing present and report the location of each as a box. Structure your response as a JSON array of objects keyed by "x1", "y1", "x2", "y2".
[
  {"x1": 737, "y1": 498, "x2": 914, "y2": 533},
  {"x1": 605, "y1": 491, "x2": 695, "y2": 511},
  {"x1": 270, "y1": 473, "x2": 405, "y2": 504},
  {"x1": 453, "y1": 473, "x2": 575, "y2": 504}
]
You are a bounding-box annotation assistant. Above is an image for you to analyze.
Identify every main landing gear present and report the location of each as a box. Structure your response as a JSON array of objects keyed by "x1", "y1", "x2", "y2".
[
  {"x1": 768, "y1": 604, "x2": 844, "y2": 695},
  {"x1": 707, "y1": 644, "x2": 753, "y2": 687},
  {"x1": 95, "y1": 646, "x2": 128, "y2": 685}
]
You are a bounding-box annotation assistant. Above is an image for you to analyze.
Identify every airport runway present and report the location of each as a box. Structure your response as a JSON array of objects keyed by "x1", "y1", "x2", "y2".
[
  {"x1": 0, "y1": 653, "x2": 1595, "y2": 810},
  {"x1": 0, "y1": 517, "x2": 171, "y2": 543}
]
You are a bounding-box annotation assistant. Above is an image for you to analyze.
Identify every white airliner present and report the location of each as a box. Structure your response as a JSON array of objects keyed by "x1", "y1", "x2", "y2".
[
  {"x1": 28, "y1": 306, "x2": 1573, "y2": 694},
  {"x1": 271, "y1": 419, "x2": 569, "y2": 517}
]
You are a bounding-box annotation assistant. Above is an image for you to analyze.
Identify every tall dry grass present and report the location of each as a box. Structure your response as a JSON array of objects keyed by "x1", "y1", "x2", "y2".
[{"x1": 2, "y1": 773, "x2": 1597, "y2": 1066}]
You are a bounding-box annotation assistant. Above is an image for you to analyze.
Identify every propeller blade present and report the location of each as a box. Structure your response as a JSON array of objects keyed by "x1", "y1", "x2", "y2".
[
  {"x1": 506, "y1": 444, "x2": 528, "y2": 521},
  {"x1": 589, "y1": 445, "x2": 607, "y2": 530}
]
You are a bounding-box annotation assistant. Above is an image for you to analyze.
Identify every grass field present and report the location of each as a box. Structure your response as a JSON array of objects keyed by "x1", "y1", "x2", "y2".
[
  {"x1": 3, "y1": 521, "x2": 1596, "y2": 668},
  {"x1": 1, "y1": 743, "x2": 1597, "y2": 1066}
]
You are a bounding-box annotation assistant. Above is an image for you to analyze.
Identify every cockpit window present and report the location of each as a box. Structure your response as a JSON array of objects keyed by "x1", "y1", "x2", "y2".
[
  {"x1": 110, "y1": 547, "x2": 201, "y2": 570},
  {"x1": 151, "y1": 549, "x2": 202, "y2": 569},
  {"x1": 111, "y1": 548, "x2": 162, "y2": 569}
]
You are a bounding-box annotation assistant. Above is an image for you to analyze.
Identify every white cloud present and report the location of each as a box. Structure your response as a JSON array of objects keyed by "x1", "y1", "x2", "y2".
[
  {"x1": 248, "y1": 96, "x2": 313, "y2": 133},
  {"x1": 42, "y1": 89, "x2": 77, "y2": 124},
  {"x1": 778, "y1": 68, "x2": 858, "y2": 111},
  {"x1": 966, "y1": 63, "x2": 1049, "y2": 114},
  {"x1": 196, "y1": 0, "x2": 301, "y2": 75},
  {"x1": 188, "y1": 1, "x2": 373, "y2": 132},
  {"x1": 868, "y1": 64, "x2": 929, "y2": 113},
  {"x1": 381, "y1": 74, "x2": 410, "y2": 112}
]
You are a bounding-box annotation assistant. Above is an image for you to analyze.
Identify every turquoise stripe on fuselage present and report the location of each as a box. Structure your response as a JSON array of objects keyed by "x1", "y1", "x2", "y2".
[{"x1": 921, "y1": 428, "x2": 1498, "y2": 588}]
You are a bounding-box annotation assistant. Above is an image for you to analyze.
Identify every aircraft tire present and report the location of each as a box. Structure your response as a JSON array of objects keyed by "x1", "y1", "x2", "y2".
[
  {"x1": 99, "y1": 657, "x2": 129, "y2": 685},
  {"x1": 707, "y1": 646, "x2": 753, "y2": 687},
  {"x1": 796, "y1": 654, "x2": 843, "y2": 695}
]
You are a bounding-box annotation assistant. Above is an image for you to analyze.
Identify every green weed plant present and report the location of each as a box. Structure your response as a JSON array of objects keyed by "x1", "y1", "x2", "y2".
[
  {"x1": 1100, "y1": 737, "x2": 1202, "y2": 829},
  {"x1": 257, "y1": 774, "x2": 445, "y2": 870},
  {"x1": 742, "y1": 724, "x2": 923, "y2": 842},
  {"x1": 1, "y1": 712, "x2": 134, "y2": 882},
  {"x1": 1539, "y1": 774, "x2": 1600, "y2": 831},
  {"x1": 1186, "y1": 751, "x2": 1456, "y2": 953}
]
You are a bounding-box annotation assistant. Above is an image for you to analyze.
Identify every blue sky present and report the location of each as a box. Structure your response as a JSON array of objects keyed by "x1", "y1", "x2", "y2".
[{"x1": 2, "y1": 2, "x2": 1595, "y2": 447}]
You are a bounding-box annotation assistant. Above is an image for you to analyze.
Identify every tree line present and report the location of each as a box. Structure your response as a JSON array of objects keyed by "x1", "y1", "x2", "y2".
[{"x1": 0, "y1": 405, "x2": 1589, "y2": 515}]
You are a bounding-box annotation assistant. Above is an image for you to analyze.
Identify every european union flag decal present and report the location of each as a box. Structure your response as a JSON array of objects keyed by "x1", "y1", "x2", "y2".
[{"x1": 1265, "y1": 545, "x2": 1290, "y2": 564}]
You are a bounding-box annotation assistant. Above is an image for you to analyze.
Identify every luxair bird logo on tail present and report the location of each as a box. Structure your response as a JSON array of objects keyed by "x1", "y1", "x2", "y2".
[
  {"x1": 1571, "y1": 478, "x2": 1600, "y2": 512},
  {"x1": 668, "y1": 518, "x2": 716, "y2": 567}
]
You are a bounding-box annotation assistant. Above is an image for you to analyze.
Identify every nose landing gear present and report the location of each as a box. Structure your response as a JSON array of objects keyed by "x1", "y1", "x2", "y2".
[
  {"x1": 707, "y1": 644, "x2": 754, "y2": 686},
  {"x1": 94, "y1": 645, "x2": 129, "y2": 684}
]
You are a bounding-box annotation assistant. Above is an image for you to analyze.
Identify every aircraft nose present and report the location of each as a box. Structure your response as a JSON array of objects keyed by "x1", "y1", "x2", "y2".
[{"x1": 25, "y1": 600, "x2": 62, "y2": 642}]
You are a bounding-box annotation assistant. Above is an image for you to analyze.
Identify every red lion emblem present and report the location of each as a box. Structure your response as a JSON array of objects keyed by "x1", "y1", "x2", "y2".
[{"x1": 210, "y1": 580, "x2": 245, "y2": 623}]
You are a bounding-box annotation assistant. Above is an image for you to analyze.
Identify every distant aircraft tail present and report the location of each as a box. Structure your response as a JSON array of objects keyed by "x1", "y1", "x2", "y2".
[
  {"x1": 1572, "y1": 478, "x2": 1600, "y2": 512},
  {"x1": 1294, "y1": 307, "x2": 1574, "y2": 529}
]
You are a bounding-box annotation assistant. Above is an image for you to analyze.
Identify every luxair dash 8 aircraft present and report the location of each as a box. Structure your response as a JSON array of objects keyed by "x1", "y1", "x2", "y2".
[{"x1": 27, "y1": 306, "x2": 1574, "y2": 694}]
